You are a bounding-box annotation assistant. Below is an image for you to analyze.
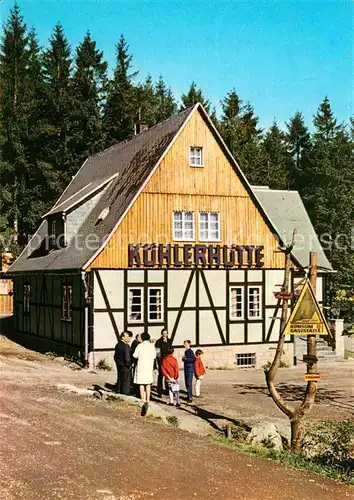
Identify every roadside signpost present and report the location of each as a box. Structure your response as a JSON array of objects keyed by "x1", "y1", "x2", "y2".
[
  {"x1": 283, "y1": 279, "x2": 330, "y2": 336},
  {"x1": 304, "y1": 373, "x2": 321, "y2": 382}
]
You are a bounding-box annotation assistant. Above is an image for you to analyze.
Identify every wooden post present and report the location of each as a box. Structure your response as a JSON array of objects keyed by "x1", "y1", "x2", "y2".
[{"x1": 307, "y1": 252, "x2": 318, "y2": 376}]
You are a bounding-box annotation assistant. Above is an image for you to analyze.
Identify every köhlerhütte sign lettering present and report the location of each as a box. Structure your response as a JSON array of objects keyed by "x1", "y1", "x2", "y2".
[{"x1": 128, "y1": 244, "x2": 264, "y2": 268}]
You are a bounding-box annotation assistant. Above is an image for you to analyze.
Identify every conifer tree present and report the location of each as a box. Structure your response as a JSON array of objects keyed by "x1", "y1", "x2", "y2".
[
  {"x1": 21, "y1": 28, "x2": 54, "y2": 236},
  {"x1": 41, "y1": 24, "x2": 76, "y2": 185},
  {"x1": 135, "y1": 75, "x2": 158, "y2": 126},
  {"x1": 285, "y1": 111, "x2": 311, "y2": 189},
  {"x1": 304, "y1": 99, "x2": 354, "y2": 288},
  {"x1": 103, "y1": 35, "x2": 138, "y2": 144},
  {"x1": 260, "y1": 121, "x2": 291, "y2": 189},
  {"x1": 154, "y1": 75, "x2": 177, "y2": 122},
  {"x1": 0, "y1": 3, "x2": 29, "y2": 247},
  {"x1": 220, "y1": 90, "x2": 243, "y2": 158},
  {"x1": 313, "y1": 96, "x2": 340, "y2": 141},
  {"x1": 220, "y1": 90, "x2": 264, "y2": 184},
  {"x1": 180, "y1": 81, "x2": 210, "y2": 112},
  {"x1": 25, "y1": 28, "x2": 45, "y2": 160},
  {"x1": 72, "y1": 31, "x2": 108, "y2": 158}
]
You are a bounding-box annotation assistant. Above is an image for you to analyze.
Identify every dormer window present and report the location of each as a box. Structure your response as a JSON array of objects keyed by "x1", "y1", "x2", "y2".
[
  {"x1": 190, "y1": 147, "x2": 203, "y2": 167},
  {"x1": 51, "y1": 220, "x2": 57, "y2": 240},
  {"x1": 48, "y1": 216, "x2": 66, "y2": 250}
]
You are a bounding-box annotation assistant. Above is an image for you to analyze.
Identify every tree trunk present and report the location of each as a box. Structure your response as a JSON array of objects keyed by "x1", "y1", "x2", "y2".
[{"x1": 291, "y1": 418, "x2": 304, "y2": 453}]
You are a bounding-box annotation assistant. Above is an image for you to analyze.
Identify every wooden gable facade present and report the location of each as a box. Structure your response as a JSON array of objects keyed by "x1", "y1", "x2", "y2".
[{"x1": 88, "y1": 109, "x2": 285, "y2": 270}]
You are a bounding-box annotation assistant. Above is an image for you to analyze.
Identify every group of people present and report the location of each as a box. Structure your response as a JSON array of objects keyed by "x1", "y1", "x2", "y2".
[{"x1": 114, "y1": 328, "x2": 206, "y2": 416}]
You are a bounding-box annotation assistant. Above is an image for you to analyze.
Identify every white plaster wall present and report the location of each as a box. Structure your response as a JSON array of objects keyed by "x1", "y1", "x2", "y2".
[
  {"x1": 229, "y1": 270, "x2": 246, "y2": 282},
  {"x1": 265, "y1": 270, "x2": 285, "y2": 306},
  {"x1": 229, "y1": 323, "x2": 245, "y2": 343},
  {"x1": 247, "y1": 322, "x2": 263, "y2": 343},
  {"x1": 203, "y1": 271, "x2": 226, "y2": 307},
  {"x1": 248, "y1": 270, "x2": 263, "y2": 282},
  {"x1": 148, "y1": 270, "x2": 165, "y2": 283},
  {"x1": 93, "y1": 311, "x2": 123, "y2": 349},
  {"x1": 127, "y1": 270, "x2": 144, "y2": 283},
  {"x1": 199, "y1": 310, "x2": 223, "y2": 344},
  {"x1": 316, "y1": 276, "x2": 323, "y2": 302},
  {"x1": 168, "y1": 271, "x2": 192, "y2": 307},
  {"x1": 171, "y1": 310, "x2": 196, "y2": 345},
  {"x1": 265, "y1": 307, "x2": 283, "y2": 342},
  {"x1": 94, "y1": 270, "x2": 124, "y2": 309}
]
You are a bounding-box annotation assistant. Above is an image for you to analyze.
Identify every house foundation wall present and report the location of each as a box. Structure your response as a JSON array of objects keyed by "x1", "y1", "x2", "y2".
[{"x1": 90, "y1": 343, "x2": 294, "y2": 371}]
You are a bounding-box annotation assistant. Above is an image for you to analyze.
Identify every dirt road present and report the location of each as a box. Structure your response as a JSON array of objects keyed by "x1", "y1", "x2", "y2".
[{"x1": 0, "y1": 339, "x2": 352, "y2": 500}]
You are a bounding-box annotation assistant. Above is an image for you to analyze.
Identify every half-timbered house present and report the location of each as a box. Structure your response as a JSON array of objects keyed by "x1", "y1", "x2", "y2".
[{"x1": 8, "y1": 104, "x2": 332, "y2": 368}]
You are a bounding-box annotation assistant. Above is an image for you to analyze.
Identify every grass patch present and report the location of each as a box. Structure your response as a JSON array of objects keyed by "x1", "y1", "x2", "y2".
[
  {"x1": 96, "y1": 359, "x2": 113, "y2": 371},
  {"x1": 212, "y1": 433, "x2": 354, "y2": 486},
  {"x1": 344, "y1": 349, "x2": 354, "y2": 360},
  {"x1": 167, "y1": 415, "x2": 179, "y2": 427}
]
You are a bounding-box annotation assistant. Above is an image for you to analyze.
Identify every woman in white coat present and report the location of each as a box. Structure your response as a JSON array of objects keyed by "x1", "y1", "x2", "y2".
[{"x1": 133, "y1": 332, "x2": 156, "y2": 415}]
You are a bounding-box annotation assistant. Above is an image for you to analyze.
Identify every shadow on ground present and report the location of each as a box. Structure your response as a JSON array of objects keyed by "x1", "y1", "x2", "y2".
[{"x1": 233, "y1": 383, "x2": 354, "y2": 413}]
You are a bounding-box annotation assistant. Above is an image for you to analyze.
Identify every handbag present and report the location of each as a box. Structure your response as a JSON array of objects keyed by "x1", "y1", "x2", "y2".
[{"x1": 170, "y1": 381, "x2": 180, "y2": 393}]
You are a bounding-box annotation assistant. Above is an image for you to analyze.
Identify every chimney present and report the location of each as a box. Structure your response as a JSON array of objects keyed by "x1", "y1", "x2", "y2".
[{"x1": 135, "y1": 123, "x2": 149, "y2": 135}]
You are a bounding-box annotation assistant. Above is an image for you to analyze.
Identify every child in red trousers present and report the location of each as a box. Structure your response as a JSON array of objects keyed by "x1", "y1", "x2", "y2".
[
  {"x1": 161, "y1": 348, "x2": 181, "y2": 407},
  {"x1": 194, "y1": 349, "x2": 206, "y2": 397}
]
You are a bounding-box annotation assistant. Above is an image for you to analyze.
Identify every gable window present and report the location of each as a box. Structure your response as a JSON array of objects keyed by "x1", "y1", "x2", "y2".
[
  {"x1": 61, "y1": 284, "x2": 72, "y2": 321},
  {"x1": 128, "y1": 287, "x2": 143, "y2": 322},
  {"x1": 52, "y1": 220, "x2": 57, "y2": 240},
  {"x1": 189, "y1": 147, "x2": 203, "y2": 167},
  {"x1": 148, "y1": 287, "x2": 163, "y2": 322},
  {"x1": 248, "y1": 286, "x2": 262, "y2": 319},
  {"x1": 173, "y1": 211, "x2": 195, "y2": 241},
  {"x1": 49, "y1": 217, "x2": 66, "y2": 250},
  {"x1": 23, "y1": 284, "x2": 31, "y2": 313},
  {"x1": 199, "y1": 212, "x2": 220, "y2": 241},
  {"x1": 229, "y1": 286, "x2": 244, "y2": 320}
]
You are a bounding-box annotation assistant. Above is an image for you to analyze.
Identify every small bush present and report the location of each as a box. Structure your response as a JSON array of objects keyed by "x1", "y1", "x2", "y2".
[
  {"x1": 207, "y1": 365, "x2": 234, "y2": 370},
  {"x1": 263, "y1": 359, "x2": 289, "y2": 371},
  {"x1": 96, "y1": 359, "x2": 112, "y2": 371},
  {"x1": 167, "y1": 415, "x2": 179, "y2": 427},
  {"x1": 302, "y1": 421, "x2": 354, "y2": 476}
]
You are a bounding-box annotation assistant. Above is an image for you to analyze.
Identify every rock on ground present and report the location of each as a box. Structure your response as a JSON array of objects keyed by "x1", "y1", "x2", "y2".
[{"x1": 246, "y1": 422, "x2": 284, "y2": 452}]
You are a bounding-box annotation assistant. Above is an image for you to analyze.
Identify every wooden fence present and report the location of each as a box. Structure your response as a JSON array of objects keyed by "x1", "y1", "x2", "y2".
[{"x1": 0, "y1": 279, "x2": 13, "y2": 313}]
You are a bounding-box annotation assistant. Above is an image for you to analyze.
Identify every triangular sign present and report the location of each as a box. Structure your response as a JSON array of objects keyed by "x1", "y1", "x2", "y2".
[{"x1": 284, "y1": 279, "x2": 330, "y2": 336}]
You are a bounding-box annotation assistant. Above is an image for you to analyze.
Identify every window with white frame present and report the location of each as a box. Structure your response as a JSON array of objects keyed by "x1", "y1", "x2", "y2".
[
  {"x1": 248, "y1": 286, "x2": 262, "y2": 319},
  {"x1": 148, "y1": 287, "x2": 163, "y2": 322},
  {"x1": 128, "y1": 288, "x2": 143, "y2": 322},
  {"x1": 61, "y1": 284, "x2": 72, "y2": 321},
  {"x1": 189, "y1": 146, "x2": 203, "y2": 167},
  {"x1": 23, "y1": 284, "x2": 31, "y2": 313},
  {"x1": 199, "y1": 212, "x2": 220, "y2": 241},
  {"x1": 229, "y1": 286, "x2": 244, "y2": 320},
  {"x1": 173, "y1": 211, "x2": 195, "y2": 241}
]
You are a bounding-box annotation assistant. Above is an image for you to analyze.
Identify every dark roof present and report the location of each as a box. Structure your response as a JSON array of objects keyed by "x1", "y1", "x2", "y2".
[
  {"x1": 9, "y1": 107, "x2": 193, "y2": 273},
  {"x1": 253, "y1": 187, "x2": 332, "y2": 270},
  {"x1": 43, "y1": 174, "x2": 118, "y2": 217}
]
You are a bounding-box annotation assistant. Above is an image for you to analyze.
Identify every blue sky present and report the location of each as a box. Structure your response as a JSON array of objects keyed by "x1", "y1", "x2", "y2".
[{"x1": 1, "y1": 0, "x2": 353, "y2": 129}]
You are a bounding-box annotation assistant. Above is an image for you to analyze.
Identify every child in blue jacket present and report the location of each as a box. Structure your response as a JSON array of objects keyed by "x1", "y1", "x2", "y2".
[{"x1": 182, "y1": 340, "x2": 196, "y2": 403}]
